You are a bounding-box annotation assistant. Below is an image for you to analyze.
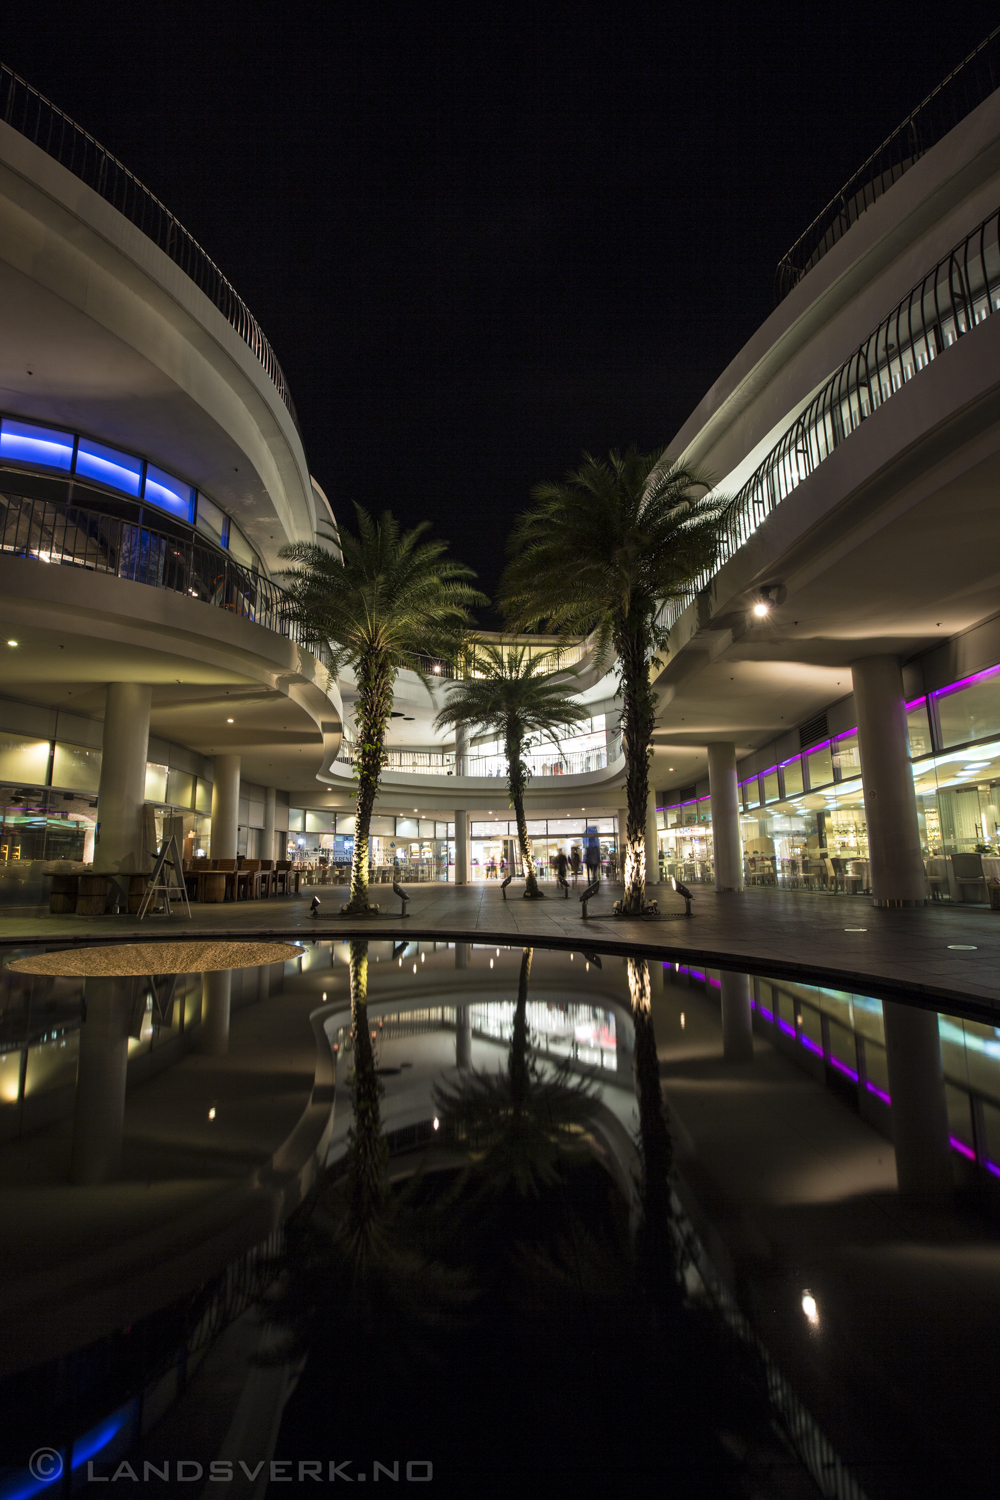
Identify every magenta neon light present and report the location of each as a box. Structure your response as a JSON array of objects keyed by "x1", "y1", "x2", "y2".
[
  {"x1": 949, "y1": 1135, "x2": 976, "y2": 1161},
  {"x1": 986, "y1": 1159, "x2": 1000, "y2": 1179},
  {"x1": 905, "y1": 696, "x2": 927, "y2": 712},
  {"x1": 758, "y1": 1005, "x2": 774, "y2": 1022},
  {"x1": 778, "y1": 1019, "x2": 796, "y2": 1037},
  {"x1": 829, "y1": 1055, "x2": 860, "y2": 1083},
  {"x1": 933, "y1": 664, "x2": 1000, "y2": 699},
  {"x1": 865, "y1": 1080, "x2": 892, "y2": 1105},
  {"x1": 801, "y1": 1035, "x2": 823, "y2": 1056}
]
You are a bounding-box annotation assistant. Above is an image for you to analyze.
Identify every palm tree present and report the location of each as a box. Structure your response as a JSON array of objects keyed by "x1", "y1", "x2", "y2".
[
  {"x1": 280, "y1": 507, "x2": 484, "y2": 914},
  {"x1": 434, "y1": 642, "x2": 590, "y2": 897},
  {"x1": 501, "y1": 449, "x2": 730, "y2": 915}
]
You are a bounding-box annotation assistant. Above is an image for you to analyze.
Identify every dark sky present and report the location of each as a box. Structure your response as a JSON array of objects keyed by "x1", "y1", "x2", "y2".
[{"x1": 3, "y1": 2, "x2": 998, "y2": 622}]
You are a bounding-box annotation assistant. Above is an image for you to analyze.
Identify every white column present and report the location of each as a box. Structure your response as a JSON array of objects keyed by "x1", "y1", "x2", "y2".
[
  {"x1": 644, "y1": 786, "x2": 660, "y2": 886},
  {"x1": 455, "y1": 941, "x2": 469, "y2": 969},
  {"x1": 455, "y1": 726, "x2": 469, "y2": 777},
  {"x1": 454, "y1": 809, "x2": 469, "y2": 885},
  {"x1": 720, "y1": 971, "x2": 753, "y2": 1062},
  {"x1": 456, "y1": 1005, "x2": 472, "y2": 1069},
  {"x1": 883, "y1": 1001, "x2": 952, "y2": 1194},
  {"x1": 707, "y1": 742, "x2": 744, "y2": 892},
  {"x1": 94, "y1": 683, "x2": 152, "y2": 873},
  {"x1": 70, "y1": 977, "x2": 132, "y2": 1183},
  {"x1": 263, "y1": 787, "x2": 276, "y2": 862},
  {"x1": 200, "y1": 970, "x2": 232, "y2": 1056},
  {"x1": 210, "y1": 755, "x2": 241, "y2": 861},
  {"x1": 851, "y1": 655, "x2": 925, "y2": 907}
]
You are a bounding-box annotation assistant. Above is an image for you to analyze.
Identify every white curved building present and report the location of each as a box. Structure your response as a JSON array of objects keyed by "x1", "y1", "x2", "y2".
[{"x1": 4, "y1": 40, "x2": 1000, "y2": 909}]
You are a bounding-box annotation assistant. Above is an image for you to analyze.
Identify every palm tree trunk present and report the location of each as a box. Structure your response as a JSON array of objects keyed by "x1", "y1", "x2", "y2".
[
  {"x1": 508, "y1": 946, "x2": 533, "y2": 1110},
  {"x1": 344, "y1": 650, "x2": 394, "y2": 914},
  {"x1": 506, "y1": 730, "x2": 542, "y2": 898},
  {"x1": 618, "y1": 625, "x2": 656, "y2": 915},
  {"x1": 348, "y1": 939, "x2": 387, "y2": 1233},
  {"x1": 626, "y1": 957, "x2": 679, "y2": 1309}
]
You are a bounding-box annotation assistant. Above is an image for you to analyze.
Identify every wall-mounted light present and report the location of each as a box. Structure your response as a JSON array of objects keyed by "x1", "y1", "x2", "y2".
[{"x1": 752, "y1": 588, "x2": 774, "y2": 618}]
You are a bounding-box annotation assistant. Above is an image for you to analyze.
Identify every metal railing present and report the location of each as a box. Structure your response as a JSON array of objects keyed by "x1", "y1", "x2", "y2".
[
  {"x1": 0, "y1": 62, "x2": 299, "y2": 427},
  {"x1": 775, "y1": 26, "x2": 1000, "y2": 300},
  {"x1": 0, "y1": 489, "x2": 306, "y2": 639},
  {"x1": 336, "y1": 741, "x2": 624, "y2": 777},
  {"x1": 663, "y1": 205, "x2": 1000, "y2": 633}
]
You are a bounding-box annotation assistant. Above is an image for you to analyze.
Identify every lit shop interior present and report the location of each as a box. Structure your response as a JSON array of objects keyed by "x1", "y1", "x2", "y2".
[{"x1": 659, "y1": 665, "x2": 1000, "y2": 901}]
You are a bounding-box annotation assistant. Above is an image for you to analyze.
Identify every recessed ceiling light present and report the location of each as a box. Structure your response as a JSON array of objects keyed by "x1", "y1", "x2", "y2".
[
  {"x1": 227, "y1": 717, "x2": 234, "y2": 723},
  {"x1": 6, "y1": 640, "x2": 17, "y2": 647}
]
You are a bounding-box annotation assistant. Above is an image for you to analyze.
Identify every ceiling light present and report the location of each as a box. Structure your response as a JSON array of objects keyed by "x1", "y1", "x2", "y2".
[
  {"x1": 752, "y1": 587, "x2": 775, "y2": 618},
  {"x1": 6, "y1": 640, "x2": 17, "y2": 647},
  {"x1": 227, "y1": 717, "x2": 234, "y2": 723},
  {"x1": 801, "y1": 1292, "x2": 819, "y2": 1326}
]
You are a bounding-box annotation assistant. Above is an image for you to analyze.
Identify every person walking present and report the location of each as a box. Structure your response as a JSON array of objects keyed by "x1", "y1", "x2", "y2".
[
  {"x1": 569, "y1": 845, "x2": 582, "y2": 887},
  {"x1": 555, "y1": 846, "x2": 569, "y2": 898},
  {"x1": 585, "y1": 839, "x2": 600, "y2": 885}
]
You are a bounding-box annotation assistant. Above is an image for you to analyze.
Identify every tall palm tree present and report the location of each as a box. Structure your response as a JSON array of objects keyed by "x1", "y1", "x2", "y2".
[
  {"x1": 280, "y1": 507, "x2": 484, "y2": 914},
  {"x1": 433, "y1": 642, "x2": 590, "y2": 897},
  {"x1": 501, "y1": 449, "x2": 730, "y2": 915}
]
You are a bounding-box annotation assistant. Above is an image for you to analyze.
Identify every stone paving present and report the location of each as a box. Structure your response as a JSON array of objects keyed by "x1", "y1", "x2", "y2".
[{"x1": 3, "y1": 878, "x2": 999, "y2": 1014}]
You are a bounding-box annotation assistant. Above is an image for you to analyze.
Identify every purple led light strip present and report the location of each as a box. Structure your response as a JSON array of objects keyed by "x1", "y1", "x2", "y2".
[
  {"x1": 933, "y1": 663, "x2": 1000, "y2": 699},
  {"x1": 949, "y1": 1135, "x2": 976, "y2": 1161}
]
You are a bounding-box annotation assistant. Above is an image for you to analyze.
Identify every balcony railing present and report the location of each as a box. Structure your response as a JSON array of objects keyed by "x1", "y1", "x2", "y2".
[
  {"x1": 335, "y1": 742, "x2": 623, "y2": 778},
  {"x1": 663, "y1": 204, "x2": 1000, "y2": 634},
  {"x1": 775, "y1": 26, "x2": 1000, "y2": 300},
  {"x1": 0, "y1": 62, "x2": 299, "y2": 428},
  {"x1": 0, "y1": 490, "x2": 306, "y2": 641}
]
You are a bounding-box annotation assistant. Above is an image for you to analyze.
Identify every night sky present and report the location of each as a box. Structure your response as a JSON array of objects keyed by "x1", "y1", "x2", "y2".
[{"x1": 3, "y1": 3, "x2": 998, "y2": 622}]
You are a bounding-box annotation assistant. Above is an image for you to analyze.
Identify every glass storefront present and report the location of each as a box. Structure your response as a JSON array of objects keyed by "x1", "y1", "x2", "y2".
[
  {"x1": 658, "y1": 666, "x2": 1000, "y2": 903},
  {"x1": 469, "y1": 818, "x2": 618, "y2": 881}
]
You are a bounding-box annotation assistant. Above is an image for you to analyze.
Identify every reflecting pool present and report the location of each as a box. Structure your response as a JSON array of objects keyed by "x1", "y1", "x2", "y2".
[{"x1": 0, "y1": 936, "x2": 997, "y2": 1499}]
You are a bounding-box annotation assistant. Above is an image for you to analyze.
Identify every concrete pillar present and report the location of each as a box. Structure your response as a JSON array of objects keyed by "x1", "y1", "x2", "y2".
[
  {"x1": 882, "y1": 1001, "x2": 952, "y2": 1194},
  {"x1": 94, "y1": 683, "x2": 152, "y2": 873},
  {"x1": 71, "y1": 977, "x2": 132, "y2": 1183},
  {"x1": 210, "y1": 755, "x2": 241, "y2": 861},
  {"x1": 456, "y1": 1005, "x2": 472, "y2": 1068},
  {"x1": 720, "y1": 971, "x2": 753, "y2": 1062},
  {"x1": 707, "y1": 742, "x2": 744, "y2": 892},
  {"x1": 454, "y1": 809, "x2": 469, "y2": 885},
  {"x1": 263, "y1": 787, "x2": 277, "y2": 863},
  {"x1": 455, "y1": 941, "x2": 469, "y2": 969},
  {"x1": 644, "y1": 786, "x2": 660, "y2": 886},
  {"x1": 455, "y1": 727, "x2": 469, "y2": 777},
  {"x1": 200, "y1": 970, "x2": 232, "y2": 1056},
  {"x1": 851, "y1": 655, "x2": 926, "y2": 907}
]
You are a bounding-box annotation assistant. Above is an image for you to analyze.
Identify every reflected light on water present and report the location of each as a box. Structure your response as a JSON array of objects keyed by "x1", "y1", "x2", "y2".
[{"x1": 801, "y1": 1292, "x2": 819, "y2": 1327}]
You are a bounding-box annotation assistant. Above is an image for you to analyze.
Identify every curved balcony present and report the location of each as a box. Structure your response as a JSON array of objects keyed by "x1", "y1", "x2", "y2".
[
  {"x1": 0, "y1": 487, "x2": 307, "y2": 643},
  {"x1": 775, "y1": 26, "x2": 1000, "y2": 299},
  {"x1": 0, "y1": 62, "x2": 298, "y2": 426},
  {"x1": 664, "y1": 203, "x2": 1000, "y2": 632},
  {"x1": 336, "y1": 742, "x2": 622, "y2": 778}
]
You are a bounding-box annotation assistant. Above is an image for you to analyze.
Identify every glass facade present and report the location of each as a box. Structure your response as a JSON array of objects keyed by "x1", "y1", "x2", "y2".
[{"x1": 659, "y1": 662, "x2": 1000, "y2": 902}]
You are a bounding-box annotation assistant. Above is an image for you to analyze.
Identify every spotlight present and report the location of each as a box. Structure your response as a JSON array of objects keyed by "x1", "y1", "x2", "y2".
[
  {"x1": 309, "y1": 896, "x2": 321, "y2": 917},
  {"x1": 752, "y1": 586, "x2": 777, "y2": 618}
]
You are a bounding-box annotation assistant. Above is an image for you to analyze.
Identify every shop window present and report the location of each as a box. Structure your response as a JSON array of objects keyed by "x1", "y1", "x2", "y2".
[
  {"x1": 369, "y1": 815, "x2": 395, "y2": 836},
  {"x1": 227, "y1": 525, "x2": 256, "y2": 568},
  {"x1": 195, "y1": 778, "x2": 213, "y2": 815},
  {"x1": 75, "y1": 438, "x2": 142, "y2": 496},
  {"x1": 144, "y1": 763, "x2": 168, "y2": 802},
  {"x1": 761, "y1": 770, "x2": 778, "y2": 804},
  {"x1": 906, "y1": 699, "x2": 932, "y2": 758},
  {"x1": 0, "y1": 417, "x2": 74, "y2": 471},
  {"x1": 336, "y1": 813, "x2": 356, "y2": 835},
  {"x1": 0, "y1": 734, "x2": 50, "y2": 787},
  {"x1": 742, "y1": 779, "x2": 760, "y2": 809},
  {"x1": 396, "y1": 817, "x2": 419, "y2": 838},
  {"x1": 805, "y1": 742, "x2": 833, "y2": 788},
  {"x1": 144, "y1": 464, "x2": 195, "y2": 523},
  {"x1": 51, "y1": 743, "x2": 101, "y2": 793},
  {"x1": 781, "y1": 757, "x2": 803, "y2": 796},
  {"x1": 196, "y1": 494, "x2": 228, "y2": 547},
  {"x1": 934, "y1": 667, "x2": 1000, "y2": 748},
  {"x1": 697, "y1": 796, "x2": 712, "y2": 823},
  {"x1": 832, "y1": 731, "x2": 861, "y2": 780},
  {"x1": 166, "y1": 769, "x2": 194, "y2": 808},
  {"x1": 418, "y1": 819, "x2": 436, "y2": 837},
  {"x1": 288, "y1": 807, "x2": 305, "y2": 832},
  {"x1": 305, "y1": 810, "x2": 334, "y2": 834}
]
